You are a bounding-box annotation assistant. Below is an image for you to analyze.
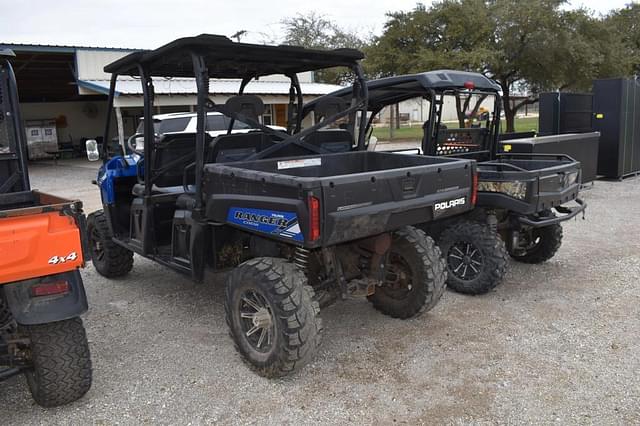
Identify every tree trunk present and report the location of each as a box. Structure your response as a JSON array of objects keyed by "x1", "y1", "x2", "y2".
[
  {"x1": 455, "y1": 94, "x2": 466, "y2": 127},
  {"x1": 470, "y1": 95, "x2": 488, "y2": 117},
  {"x1": 389, "y1": 105, "x2": 395, "y2": 139},
  {"x1": 395, "y1": 103, "x2": 401, "y2": 129},
  {"x1": 500, "y1": 81, "x2": 516, "y2": 133}
]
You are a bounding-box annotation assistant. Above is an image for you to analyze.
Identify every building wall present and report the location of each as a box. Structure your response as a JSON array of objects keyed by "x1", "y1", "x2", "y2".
[
  {"x1": 76, "y1": 49, "x2": 130, "y2": 80},
  {"x1": 20, "y1": 101, "x2": 116, "y2": 144}
]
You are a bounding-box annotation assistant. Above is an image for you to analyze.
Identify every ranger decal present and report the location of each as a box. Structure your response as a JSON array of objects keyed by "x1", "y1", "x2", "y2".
[{"x1": 227, "y1": 207, "x2": 304, "y2": 242}]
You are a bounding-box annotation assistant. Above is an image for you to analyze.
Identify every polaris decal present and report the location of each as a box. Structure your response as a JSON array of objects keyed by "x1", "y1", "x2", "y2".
[
  {"x1": 227, "y1": 207, "x2": 304, "y2": 242},
  {"x1": 434, "y1": 197, "x2": 466, "y2": 212}
]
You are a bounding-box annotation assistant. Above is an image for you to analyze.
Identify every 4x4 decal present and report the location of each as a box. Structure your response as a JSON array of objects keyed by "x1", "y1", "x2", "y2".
[{"x1": 48, "y1": 252, "x2": 78, "y2": 265}]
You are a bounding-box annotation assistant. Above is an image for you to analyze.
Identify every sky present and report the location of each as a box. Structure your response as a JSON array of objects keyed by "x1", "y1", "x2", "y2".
[{"x1": 0, "y1": 0, "x2": 636, "y2": 49}]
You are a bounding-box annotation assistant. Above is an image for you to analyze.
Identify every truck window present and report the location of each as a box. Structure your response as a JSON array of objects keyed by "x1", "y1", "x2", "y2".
[
  {"x1": 136, "y1": 117, "x2": 191, "y2": 135},
  {"x1": 206, "y1": 115, "x2": 226, "y2": 130}
]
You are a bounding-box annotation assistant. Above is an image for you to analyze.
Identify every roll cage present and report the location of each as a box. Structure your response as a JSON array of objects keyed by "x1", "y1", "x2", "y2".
[
  {"x1": 302, "y1": 70, "x2": 502, "y2": 161},
  {"x1": 102, "y1": 34, "x2": 369, "y2": 210},
  {"x1": 0, "y1": 49, "x2": 31, "y2": 204}
]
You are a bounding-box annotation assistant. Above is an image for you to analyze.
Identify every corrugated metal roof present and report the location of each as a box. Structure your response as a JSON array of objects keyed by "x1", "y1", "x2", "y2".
[
  {"x1": 78, "y1": 78, "x2": 343, "y2": 96},
  {"x1": 0, "y1": 42, "x2": 138, "y2": 53}
]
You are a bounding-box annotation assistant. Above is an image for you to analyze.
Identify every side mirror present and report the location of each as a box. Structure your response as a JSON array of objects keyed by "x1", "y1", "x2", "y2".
[
  {"x1": 85, "y1": 139, "x2": 100, "y2": 161},
  {"x1": 367, "y1": 135, "x2": 378, "y2": 152}
]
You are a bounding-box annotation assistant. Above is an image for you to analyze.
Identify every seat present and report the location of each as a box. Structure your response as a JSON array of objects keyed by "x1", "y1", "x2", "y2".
[
  {"x1": 302, "y1": 129, "x2": 353, "y2": 153},
  {"x1": 207, "y1": 132, "x2": 275, "y2": 163},
  {"x1": 133, "y1": 133, "x2": 211, "y2": 196}
]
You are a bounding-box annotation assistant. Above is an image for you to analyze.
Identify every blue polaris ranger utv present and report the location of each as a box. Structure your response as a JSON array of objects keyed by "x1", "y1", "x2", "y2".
[{"x1": 86, "y1": 35, "x2": 479, "y2": 377}]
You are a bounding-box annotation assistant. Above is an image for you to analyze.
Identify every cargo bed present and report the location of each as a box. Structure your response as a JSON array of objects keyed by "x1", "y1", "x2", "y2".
[
  {"x1": 476, "y1": 153, "x2": 585, "y2": 219},
  {"x1": 203, "y1": 151, "x2": 476, "y2": 247},
  {"x1": 0, "y1": 191, "x2": 88, "y2": 284}
]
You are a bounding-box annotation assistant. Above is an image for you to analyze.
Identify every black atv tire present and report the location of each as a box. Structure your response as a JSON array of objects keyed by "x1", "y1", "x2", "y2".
[
  {"x1": 225, "y1": 257, "x2": 322, "y2": 378},
  {"x1": 22, "y1": 318, "x2": 92, "y2": 407},
  {"x1": 510, "y1": 224, "x2": 563, "y2": 264},
  {"x1": 87, "y1": 210, "x2": 133, "y2": 278},
  {"x1": 438, "y1": 221, "x2": 508, "y2": 295},
  {"x1": 368, "y1": 226, "x2": 446, "y2": 319}
]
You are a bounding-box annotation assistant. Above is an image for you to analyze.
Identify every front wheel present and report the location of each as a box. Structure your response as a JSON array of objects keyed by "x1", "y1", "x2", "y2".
[
  {"x1": 225, "y1": 257, "x2": 323, "y2": 378},
  {"x1": 368, "y1": 226, "x2": 446, "y2": 319},
  {"x1": 22, "y1": 318, "x2": 92, "y2": 407},
  {"x1": 510, "y1": 224, "x2": 563, "y2": 264},
  {"x1": 87, "y1": 210, "x2": 134, "y2": 278},
  {"x1": 438, "y1": 221, "x2": 508, "y2": 295}
]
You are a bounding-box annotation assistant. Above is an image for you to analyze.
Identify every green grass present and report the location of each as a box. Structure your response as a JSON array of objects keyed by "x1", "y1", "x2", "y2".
[{"x1": 373, "y1": 116, "x2": 539, "y2": 141}]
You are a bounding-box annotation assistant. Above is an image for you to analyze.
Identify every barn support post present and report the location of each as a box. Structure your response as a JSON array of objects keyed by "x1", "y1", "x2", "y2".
[{"x1": 115, "y1": 106, "x2": 125, "y2": 154}]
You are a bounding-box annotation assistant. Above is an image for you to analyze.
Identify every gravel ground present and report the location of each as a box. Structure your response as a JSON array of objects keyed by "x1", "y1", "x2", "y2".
[{"x1": 2, "y1": 159, "x2": 639, "y2": 425}]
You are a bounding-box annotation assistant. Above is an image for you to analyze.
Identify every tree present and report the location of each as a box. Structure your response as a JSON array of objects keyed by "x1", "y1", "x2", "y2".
[
  {"x1": 280, "y1": 12, "x2": 369, "y2": 84},
  {"x1": 366, "y1": 0, "x2": 629, "y2": 132},
  {"x1": 605, "y1": 4, "x2": 640, "y2": 74}
]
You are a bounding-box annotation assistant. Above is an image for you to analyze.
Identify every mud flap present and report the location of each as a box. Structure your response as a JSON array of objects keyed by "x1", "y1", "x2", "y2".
[{"x1": 2, "y1": 270, "x2": 88, "y2": 325}]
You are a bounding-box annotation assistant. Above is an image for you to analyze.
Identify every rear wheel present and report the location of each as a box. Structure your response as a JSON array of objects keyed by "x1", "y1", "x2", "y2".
[
  {"x1": 225, "y1": 257, "x2": 322, "y2": 378},
  {"x1": 22, "y1": 318, "x2": 92, "y2": 407},
  {"x1": 87, "y1": 210, "x2": 133, "y2": 278},
  {"x1": 510, "y1": 224, "x2": 563, "y2": 264},
  {"x1": 368, "y1": 226, "x2": 446, "y2": 319},
  {"x1": 439, "y1": 221, "x2": 508, "y2": 295}
]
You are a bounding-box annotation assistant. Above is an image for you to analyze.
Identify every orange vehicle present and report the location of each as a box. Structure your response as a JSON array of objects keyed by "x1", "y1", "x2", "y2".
[{"x1": 0, "y1": 49, "x2": 92, "y2": 407}]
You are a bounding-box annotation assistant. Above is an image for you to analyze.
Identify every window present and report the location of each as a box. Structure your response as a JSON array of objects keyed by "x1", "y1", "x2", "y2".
[
  {"x1": 158, "y1": 117, "x2": 191, "y2": 134},
  {"x1": 262, "y1": 105, "x2": 273, "y2": 126},
  {"x1": 206, "y1": 115, "x2": 226, "y2": 131},
  {"x1": 136, "y1": 117, "x2": 191, "y2": 135},
  {"x1": 228, "y1": 117, "x2": 252, "y2": 130}
]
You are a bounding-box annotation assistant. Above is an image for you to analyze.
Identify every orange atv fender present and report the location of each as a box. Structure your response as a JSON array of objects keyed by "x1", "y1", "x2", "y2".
[{"x1": 0, "y1": 211, "x2": 84, "y2": 285}]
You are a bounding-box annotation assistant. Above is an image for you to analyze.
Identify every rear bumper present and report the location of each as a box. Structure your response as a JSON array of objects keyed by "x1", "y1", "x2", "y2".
[
  {"x1": 1, "y1": 269, "x2": 88, "y2": 325},
  {"x1": 517, "y1": 198, "x2": 586, "y2": 227}
]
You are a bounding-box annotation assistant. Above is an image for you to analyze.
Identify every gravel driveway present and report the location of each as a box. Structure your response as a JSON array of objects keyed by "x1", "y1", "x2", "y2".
[{"x1": 2, "y1": 160, "x2": 639, "y2": 425}]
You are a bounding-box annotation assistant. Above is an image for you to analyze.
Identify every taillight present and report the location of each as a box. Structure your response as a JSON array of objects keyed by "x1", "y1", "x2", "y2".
[
  {"x1": 308, "y1": 195, "x2": 321, "y2": 241},
  {"x1": 31, "y1": 281, "x2": 70, "y2": 297},
  {"x1": 471, "y1": 171, "x2": 478, "y2": 205}
]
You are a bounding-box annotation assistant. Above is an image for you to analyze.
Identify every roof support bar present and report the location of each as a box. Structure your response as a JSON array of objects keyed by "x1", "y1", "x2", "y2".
[
  {"x1": 286, "y1": 73, "x2": 304, "y2": 134},
  {"x1": 191, "y1": 52, "x2": 208, "y2": 212},
  {"x1": 5, "y1": 60, "x2": 30, "y2": 190},
  {"x1": 102, "y1": 73, "x2": 118, "y2": 160},
  {"x1": 353, "y1": 64, "x2": 369, "y2": 150}
]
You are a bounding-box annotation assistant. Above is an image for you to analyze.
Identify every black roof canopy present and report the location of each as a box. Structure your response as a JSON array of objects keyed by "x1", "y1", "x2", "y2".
[
  {"x1": 306, "y1": 70, "x2": 501, "y2": 112},
  {"x1": 104, "y1": 34, "x2": 364, "y2": 78}
]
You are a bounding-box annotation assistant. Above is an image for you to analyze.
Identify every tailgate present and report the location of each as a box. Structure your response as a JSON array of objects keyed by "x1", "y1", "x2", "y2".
[
  {"x1": 319, "y1": 158, "x2": 475, "y2": 245},
  {"x1": 0, "y1": 211, "x2": 84, "y2": 284}
]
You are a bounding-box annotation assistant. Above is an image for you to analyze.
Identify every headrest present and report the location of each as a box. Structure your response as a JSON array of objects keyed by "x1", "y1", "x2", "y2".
[
  {"x1": 225, "y1": 95, "x2": 265, "y2": 122},
  {"x1": 314, "y1": 96, "x2": 348, "y2": 120}
]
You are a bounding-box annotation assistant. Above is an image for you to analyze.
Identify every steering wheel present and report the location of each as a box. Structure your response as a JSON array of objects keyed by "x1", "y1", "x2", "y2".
[{"x1": 127, "y1": 133, "x2": 145, "y2": 155}]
